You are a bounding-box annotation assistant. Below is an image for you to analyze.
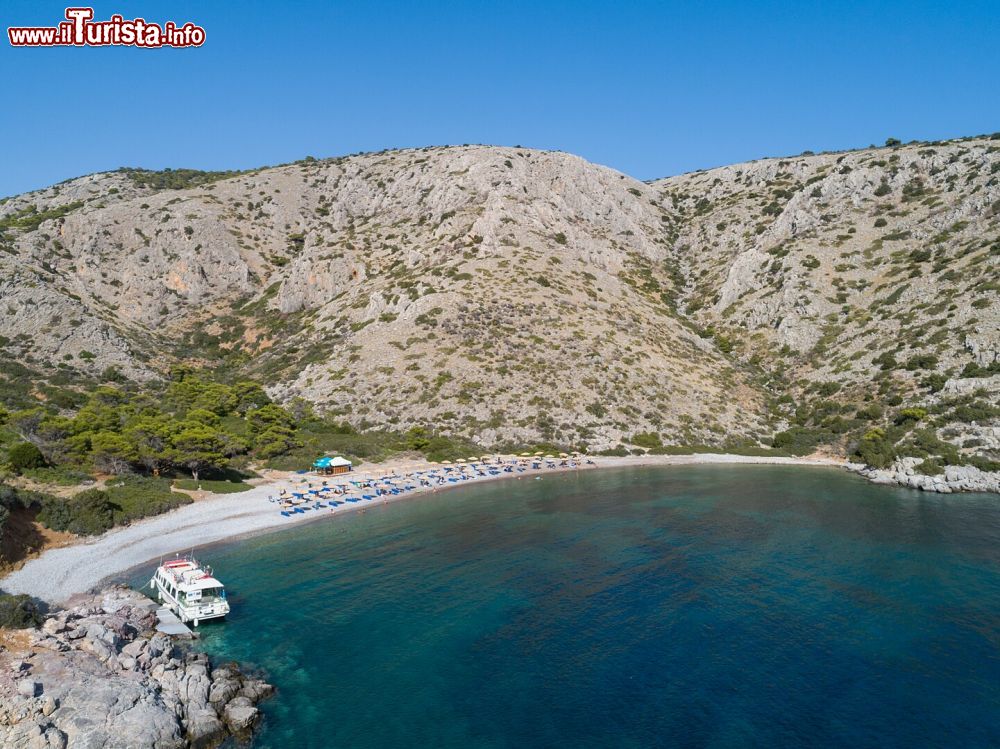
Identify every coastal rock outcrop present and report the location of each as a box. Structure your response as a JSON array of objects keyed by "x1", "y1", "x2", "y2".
[
  {"x1": 850, "y1": 458, "x2": 1000, "y2": 494},
  {"x1": 0, "y1": 586, "x2": 273, "y2": 749}
]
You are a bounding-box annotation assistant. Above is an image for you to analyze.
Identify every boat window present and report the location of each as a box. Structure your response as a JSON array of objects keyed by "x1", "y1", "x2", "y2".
[{"x1": 199, "y1": 587, "x2": 225, "y2": 601}]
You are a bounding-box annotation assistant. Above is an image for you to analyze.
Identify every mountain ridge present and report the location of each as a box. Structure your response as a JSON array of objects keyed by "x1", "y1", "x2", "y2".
[{"x1": 0, "y1": 136, "x2": 997, "y2": 465}]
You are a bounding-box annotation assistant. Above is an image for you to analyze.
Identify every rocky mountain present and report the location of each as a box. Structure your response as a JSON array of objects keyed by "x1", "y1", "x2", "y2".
[
  {"x1": 0, "y1": 135, "x2": 997, "y2": 461},
  {"x1": 653, "y1": 136, "x2": 999, "y2": 459}
]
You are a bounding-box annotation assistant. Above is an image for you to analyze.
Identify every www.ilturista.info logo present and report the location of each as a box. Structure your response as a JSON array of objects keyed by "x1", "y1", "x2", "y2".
[{"x1": 8, "y1": 7, "x2": 205, "y2": 48}]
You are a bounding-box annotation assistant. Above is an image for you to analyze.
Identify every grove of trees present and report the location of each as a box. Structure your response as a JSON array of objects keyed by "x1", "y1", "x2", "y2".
[{"x1": 2, "y1": 367, "x2": 301, "y2": 481}]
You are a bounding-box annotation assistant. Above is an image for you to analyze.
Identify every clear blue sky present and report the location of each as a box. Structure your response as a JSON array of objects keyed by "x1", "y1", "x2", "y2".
[{"x1": 2, "y1": 0, "x2": 998, "y2": 196}]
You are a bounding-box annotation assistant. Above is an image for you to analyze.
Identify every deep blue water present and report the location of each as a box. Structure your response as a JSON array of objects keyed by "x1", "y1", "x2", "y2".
[{"x1": 130, "y1": 465, "x2": 1000, "y2": 748}]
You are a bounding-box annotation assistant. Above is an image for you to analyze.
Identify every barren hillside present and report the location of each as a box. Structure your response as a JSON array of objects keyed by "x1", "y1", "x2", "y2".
[
  {"x1": 654, "y1": 135, "x2": 999, "y2": 458},
  {"x1": 0, "y1": 136, "x2": 997, "y2": 460}
]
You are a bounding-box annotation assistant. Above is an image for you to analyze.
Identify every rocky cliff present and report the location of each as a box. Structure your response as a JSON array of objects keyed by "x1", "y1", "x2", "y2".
[{"x1": 0, "y1": 586, "x2": 272, "y2": 748}]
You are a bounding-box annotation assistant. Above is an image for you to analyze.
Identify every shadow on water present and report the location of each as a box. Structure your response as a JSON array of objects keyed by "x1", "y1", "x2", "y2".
[{"x1": 129, "y1": 465, "x2": 1000, "y2": 749}]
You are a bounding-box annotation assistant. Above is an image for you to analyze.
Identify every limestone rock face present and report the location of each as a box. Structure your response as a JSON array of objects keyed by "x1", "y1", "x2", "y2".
[{"x1": 0, "y1": 586, "x2": 272, "y2": 749}]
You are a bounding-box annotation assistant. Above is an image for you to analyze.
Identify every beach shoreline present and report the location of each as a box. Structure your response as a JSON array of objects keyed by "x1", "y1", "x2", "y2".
[{"x1": 1, "y1": 454, "x2": 846, "y2": 605}]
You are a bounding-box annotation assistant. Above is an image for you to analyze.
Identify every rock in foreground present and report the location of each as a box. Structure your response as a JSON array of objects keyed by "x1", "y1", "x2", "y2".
[{"x1": 0, "y1": 586, "x2": 272, "y2": 748}]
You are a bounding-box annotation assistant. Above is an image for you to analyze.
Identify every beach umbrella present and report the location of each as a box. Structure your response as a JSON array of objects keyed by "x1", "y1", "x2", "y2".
[
  {"x1": 559, "y1": 452, "x2": 569, "y2": 458},
  {"x1": 480, "y1": 455, "x2": 492, "y2": 461},
  {"x1": 520, "y1": 452, "x2": 532, "y2": 457},
  {"x1": 441, "y1": 460, "x2": 452, "y2": 465},
  {"x1": 467, "y1": 456, "x2": 479, "y2": 462},
  {"x1": 534, "y1": 451, "x2": 544, "y2": 457},
  {"x1": 456, "y1": 458, "x2": 466, "y2": 464}
]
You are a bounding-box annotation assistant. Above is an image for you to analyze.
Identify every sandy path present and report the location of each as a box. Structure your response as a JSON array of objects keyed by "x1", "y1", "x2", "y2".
[{"x1": 2, "y1": 454, "x2": 844, "y2": 604}]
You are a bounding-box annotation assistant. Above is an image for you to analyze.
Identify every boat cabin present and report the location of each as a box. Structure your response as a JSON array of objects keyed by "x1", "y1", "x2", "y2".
[{"x1": 151, "y1": 557, "x2": 229, "y2": 626}]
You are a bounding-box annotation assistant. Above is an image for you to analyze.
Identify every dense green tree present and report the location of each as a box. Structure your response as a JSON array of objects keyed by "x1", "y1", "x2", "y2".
[
  {"x1": 123, "y1": 417, "x2": 174, "y2": 475},
  {"x1": 73, "y1": 401, "x2": 124, "y2": 435},
  {"x1": 89, "y1": 386, "x2": 129, "y2": 408},
  {"x1": 218, "y1": 431, "x2": 251, "y2": 458},
  {"x1": 171, "y1": 425, "x2": 227, "y2": 481},
  {"x1": 89, "y1": 431, "x2": 138, "y2": 474},
  {"x1": 4, "y1": 371, "x2": 299, "y2": 480},
  {"x1": 186, "y1": 408, "x2": 221, "y2": 427},
  {"x1": 246, "y1": 404, "x2": 295, "y2": 434},
  {"x1": 168, "y1": 379, "x2": 239, "y2": 416},
  {"x1": 253, "y1": 426, "x2": 299, "y2": 459},
  {"x1": 233, "y1": 381, "x2": 271, "y2": 412}
]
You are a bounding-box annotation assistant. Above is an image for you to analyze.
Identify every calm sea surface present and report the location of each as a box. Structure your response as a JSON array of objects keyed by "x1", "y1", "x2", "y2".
[{"x1": 129, "y1": 465, "x2": 1000, "y2": 748}]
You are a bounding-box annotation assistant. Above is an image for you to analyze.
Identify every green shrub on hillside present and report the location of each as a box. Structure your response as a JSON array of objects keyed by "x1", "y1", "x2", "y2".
[
  {"x1": 904, "y1": 354, "x2": 938, "y2": 371},
  {"x1": 950, "y1": 400, "x2": 1000, "y2": 423},
  {"x1": 855, "y1": 404, "x2": 884, "y2": 421},
  {"x1": 39, "y1": 488, "x2": 116, "y2": 536},
  {"x1": 960, "y1": 361, "x2": 1000, "y2": 378},
  {"x1": 855, "y1": 428, "x2": 896, "y2": 468},
  {"x1": 119, "y1": 167, "x2": 245, "y2": 191},
  {"x1": 771, "y1": 426, "x2": 832, "y2": 455},
  {"x1": 873, "y1": 352, "x2": 898, "y2": 371},
  {"x1": 914, "y1": 458, "x2": 942, "y2": 476},
  {"x1": 7, "y1": 442, "x2": 45, "y2": 473},
  {"x1": 630, "y1": 432, "x2": 663, "y2": 449},
  {"x1": 0, "y1": 593, "x2": 43, "y2": 629},
  {"x1": 894, "y1": 407, "x2": 927, "y2": 426},
  {"x1": 34, "y1": 477, "x2": 190, "y2": 537},
  {"x1": 921, "y1": 374, "x2": 947, "y2": 393}
]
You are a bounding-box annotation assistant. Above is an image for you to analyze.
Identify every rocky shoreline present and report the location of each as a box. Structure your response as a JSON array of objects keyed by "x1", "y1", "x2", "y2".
[
  {"x1": 0, "y1": 586, "x2": 272, "y2": 749},
  {"x1": 850, "y1": 459, "x2": 1000, "y2": 494}
]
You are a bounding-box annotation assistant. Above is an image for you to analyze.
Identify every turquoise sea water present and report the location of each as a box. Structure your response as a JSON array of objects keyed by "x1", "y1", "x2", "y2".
[{"x1": 130, "y1": 465, "x2": 1000, "y2": 748}]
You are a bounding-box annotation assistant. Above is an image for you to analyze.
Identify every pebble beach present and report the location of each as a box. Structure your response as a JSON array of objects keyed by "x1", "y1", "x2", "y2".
[{"x1": 1, "y1": 454, "x2": 844, "y2": 604}]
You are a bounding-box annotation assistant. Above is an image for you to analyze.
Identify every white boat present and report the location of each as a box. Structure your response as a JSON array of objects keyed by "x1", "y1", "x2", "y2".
[{"x1": 149, "y1": 556, "x2": 230, "y2": 626}]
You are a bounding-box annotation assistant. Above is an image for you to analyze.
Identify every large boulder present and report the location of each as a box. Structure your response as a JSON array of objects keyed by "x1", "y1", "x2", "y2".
[{"x1": 222, "y1": 696, "x2": 260, "y2": 735}]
